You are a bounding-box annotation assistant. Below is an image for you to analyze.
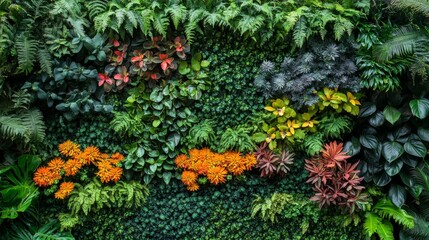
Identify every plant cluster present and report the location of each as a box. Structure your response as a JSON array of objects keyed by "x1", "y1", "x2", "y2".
[
  {"x1": 305, "y1": 141, "x2": 368, "y2": 214},
  {"x1": 252, "y1": 95, "x2": 358, "y2": 154},
  {"x1": 345, "y1": 89, "x2": 429, "y2": 207},
  {"x1": 110, "y1": 47, "x2": 210, "y2": 184},
  {"x1": 175, "y1": 148, "x2": 256, "y2": 191},
  {"x1": 33, "y1": 140, "x2": 124, "y2": 199},
  {"x1": 98, "y1": 36, "x2": 190, "y2": 92},
  {"x1": 254, "y1": 142, "x2": 295, "y2": 178},
  {"x1": 251, "y1": 193, "x2": 319, "y2": 234},
  {"x1": 254, "y1": 40, "x2": 361, "y2": 109},
  {"x1": 86, "y1": 0, "x2": 369, "y2": 46},
  {"x1": 67, "y1": 172, "x2": 362, "y2": 240}
]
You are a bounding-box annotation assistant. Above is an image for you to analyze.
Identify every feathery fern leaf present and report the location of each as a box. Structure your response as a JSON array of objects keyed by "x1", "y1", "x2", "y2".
[
  {"x1": 152, "y1": 14, "x2": 169, "y2": 37},
  {"x1": 38, "y1": 47, "x2": 53, "y2": 75},
  {"x1": 0, "y1": 115, "x2": 28, "y2": 142},
  {"x1": 391, "y1": 0, "x2": 429, "y2": 17},
  {"x1": 374, "y1": 198, "x2": 415, "y2": 229},
  {"x1": 319, "y1": 115, "x2": 352, "y2": 139},
  {"x1": 166, "y1": 4, "x2": 188, "y2": 30},
  {"x1": 16, "y1": 34, "x2": 38, "y2": 74},
  {"x1": 23, "y1": 109, "x2": 46, "y2": 144},
  {"x1": 374, "y1": 26, "x2": 428, "y2": 62},
  {"x1": 86, "y1": 0, "x2": 108, "y2": 20}
]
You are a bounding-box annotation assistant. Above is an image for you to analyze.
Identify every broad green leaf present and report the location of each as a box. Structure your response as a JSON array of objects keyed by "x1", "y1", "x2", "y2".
[
  {"x1": 152, "y1": 120, "x2": 161, "y2": 127},
  {"x1": 388, "y1": 184, "x2": 407, "y2": 207},
  {"x1": 343, "y1": 137, "x2": 361, "y2": 156},
  {"x1": 252, "y1": 133, "x2": 267, "y2": 143},
  {"x1": 178, "y1": 61, "x2": 190, "y2": 75},
  {"x1": 373, "y1": 172, "x2": 391, "y2": 186},
  {"x1": 162, "y1": 172, "x2": 172, "y2": 184},
  {"x1": 382, "y1": 142, "x2": 404, "y2": 163},
  {"x1": 404, "y1": 140, "x2": 427, "y2": 158},
  {"x1": 409, "y1": 98, "x2": 429, "y2": 119},
  {"x1": 384, "y1": 160, "x2": 403, "y2": 176},
  {"x1": 201, "y1": 60, "x2": 210, "y2": 68},
  {"x1": 360, "y1": 134, "x2": 379, "y2": 150},
  {"x1": 359, "y1": 103, "x2": 377, "y2": 118},
  {"x1": 417, "y1": 127, "x2": 429, "y2": 142},
  {"x1": 369, "y1": 112, "x2": 385, "y2": 127},
  {"x1": 383, "y1": 106, "x2": 401, "y2": 125}
]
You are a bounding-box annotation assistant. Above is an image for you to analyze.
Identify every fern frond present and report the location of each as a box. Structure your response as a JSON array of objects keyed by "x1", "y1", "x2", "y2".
[
  {"x1": 16, "y1": 34, "x2": 38, "y2": 74},
  {"x1": 152, "y1": 13, "x2": 169, "y2": 37},
  {"x1": 391, "y1": 0, "x2": 429, "y2": 17},
  {"x1": 94, "y1": 11, "x2": 114, "y2": 33},
  {"x1": 138, "y1": 9, "x2": 154, "y2": 36},
  {"x1": 38, "y1": 47, "x2": 53, "y2": 75},
  {"x1": 374, "y1": 198, "x2": 415, "y2": 229},
  {"x1": 186, "y1": 120, "x2": 216, "y2": 148},
  {"x1": 0, "y1": 115, "x2": 28, "y2": 141},
  {"x1": 23, "y1": 109, "x2": 46, "y2": 143},
  {"x1": 86, "y1": 0, "x2": 108, "y2": 20},
  {"x1": 12, "y1": 90, "x2": 31, "y2": 110},
  {"x1": 374, "y1": 26, "x2": 428, "y2": 62},
  {"x1": 319, "y1": 115, "x2": 352, "y2": 139},
  {"x1": 203, "y1": 10, "x2": 227, "y2": 28},
  {"x1": 67, "y1": 17, "x2": 88, "y2": 37},
  {"x1": 303, "y1": 133, "x2": 324, "y2": 156},
  {"x1": 237, "y1": 15, "x2": 264, "y2": 35},
  {"x1": 293, "y1": 17, "x2": 308, "y2": 48},
  {"x1": 333, "y1": 16, "x2": 354, "y2": 41},
  {"x1": 166, "y1": 4, "x2": 188, "y2": 30}
]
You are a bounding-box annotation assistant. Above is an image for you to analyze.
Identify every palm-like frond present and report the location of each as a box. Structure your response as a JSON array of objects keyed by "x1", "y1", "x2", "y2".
[
  {"x1": 0, "y1": 115, "x2": 28, "y2": 141},
  {"x1": 16, "y1": 34, "x2": 38, "y2": 74},
  {"x1": 23, "y1": 109, "x2": 46, "y2": 143},
  {"x1": 374, "y1": 26, "x2": 428, "y2": 62},
  {"x1": 391, "y1": 0, "x2": 429, "y2": 17}
]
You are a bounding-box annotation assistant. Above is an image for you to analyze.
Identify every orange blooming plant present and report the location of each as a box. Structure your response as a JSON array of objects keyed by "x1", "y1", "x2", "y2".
[
  {"x1": 175, "y1": 148, "x2": 256, "y2": 191},
  {"x1": 33, "y1": 140, "x2": 124, "y2": 199}
]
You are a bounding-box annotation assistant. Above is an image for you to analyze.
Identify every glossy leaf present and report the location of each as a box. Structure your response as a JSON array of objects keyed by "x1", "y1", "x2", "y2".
[
  {"x1": 382, "y1": 142, "x2": 404, "y2": 163},
  {"x1": 383, "y1": 106, "x2": 401, "y2": 125},
  {"x1": 388, "y1": 184, "x2": 407, "y2": 207},
  {"x1": 409, "y1": 98, "x2": 429, "y2": 119},
  {"x1": 404, "y1": 140, "x2": 427, "y2": 158}
]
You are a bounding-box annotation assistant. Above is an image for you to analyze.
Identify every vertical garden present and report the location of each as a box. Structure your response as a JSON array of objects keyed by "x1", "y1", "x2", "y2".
[{"x1": 1, "y1": 0, "x2": 429, "y2": 239}]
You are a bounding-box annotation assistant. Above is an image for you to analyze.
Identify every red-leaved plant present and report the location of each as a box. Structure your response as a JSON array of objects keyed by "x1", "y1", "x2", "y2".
[
  {"x1": 304, "y1": 141, "x2": 368, "y2": 214},
  {"x1": 255, "y1": 143, "x2": 294, "y2": 178},
  {"x1": 99, "y1": 36, "x2": 190, "y2": 92}
]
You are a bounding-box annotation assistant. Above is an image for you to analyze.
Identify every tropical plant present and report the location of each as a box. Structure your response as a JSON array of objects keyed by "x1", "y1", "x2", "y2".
[
  {"x1": 0, "y1": 155, "x2": 41, "y2": 224},
  {"x1": 175, "y1": 148, "x2": 256, "y2": 191},
  {"x1": 305, "y1": 141, "x2": 368, "y2": 214},
  {"x1": 363, "y1": 197, "x2": 414, "y2": 240},
  {"x1": 183, "y1": 119, "x2": 216, "y2": 149},
  {"x1": 402, "y1": 160, "x2": 429, "y2": 239},
  {"x1": 252, "y1": 94, "x2": 358, "y2": 153},
  {"x1": 218, "y1": 126, "x2": 255, "y2": 153},
  {"x1": 7, "y1": 219, "x2": 74, "y2": 240},
  {"x1": 33, "y1": 140, "x2": 125, "y2": 200},
  {"x1": 251, "y1": 192, "x2": 320, "y2": 234},
  {"x1": 344, "y1": 89, "x2": 429, "y2": 207},
  {"x1": 254, "y1": 143, "x2": 295, "y2": 178},
  {"x1": 67, "y1": 178, "x2": 149, "y2": 216},
  {"x1": 254, "y1": 40, "x2": 361, "y2": 109},
  {"x1": 87, "y1": 0, "x2": 369, "y2": 47}
]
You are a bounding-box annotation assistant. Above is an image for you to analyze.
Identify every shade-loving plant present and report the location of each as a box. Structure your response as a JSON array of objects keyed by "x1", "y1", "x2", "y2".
[
  {"x1": 344, "y1": 89, "x2": 429, "y2": 207},
  {"x1": 254, "y1": 142, "x2": 294, "y2": 178},
  {"x1": 305, "y1": 141, "x2": 368, "y2": 214}
]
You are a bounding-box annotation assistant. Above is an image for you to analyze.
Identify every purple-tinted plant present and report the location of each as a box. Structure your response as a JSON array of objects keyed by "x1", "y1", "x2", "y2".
[
  {"x1": 304, "y1": 141, "x2": 368, "y2": 214},
  {"x1": 255, "y1": 143, "x2": 294, "y2": 178}
]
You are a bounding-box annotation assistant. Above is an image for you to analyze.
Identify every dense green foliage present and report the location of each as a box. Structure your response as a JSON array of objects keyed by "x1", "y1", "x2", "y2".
[
  {"x1": 68, "y1": 170, "x2": 363, "y2": 240},
  {"x1": 2, "y1": 0, "x2": 429, "y2": 239}
]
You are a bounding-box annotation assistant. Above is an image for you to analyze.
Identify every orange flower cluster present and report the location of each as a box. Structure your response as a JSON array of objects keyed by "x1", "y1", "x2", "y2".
[
  {"x1": 33, "y1": 140, "x2": 125, "y2": 199},
  {"x1": 175, "y1": 148, "x2": 256, "y2": 191},
  {"x1": 54, "y1": 182, "x2": 75, "y2": 199}
]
